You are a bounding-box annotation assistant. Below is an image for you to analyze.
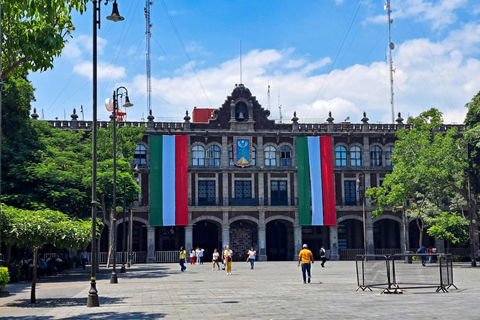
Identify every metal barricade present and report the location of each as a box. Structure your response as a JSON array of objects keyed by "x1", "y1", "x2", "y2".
[
  {"x1": 355, "y1": 255, "x2": 391, "y2": 291},
  {"x1": 356, "y1": 253, "x2": 457, "y2": 293}
]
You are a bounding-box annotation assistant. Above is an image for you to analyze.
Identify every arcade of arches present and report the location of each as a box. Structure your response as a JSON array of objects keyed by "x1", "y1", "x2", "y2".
[{"x1": 99, "y1": 215, "x2": 448, "y2": 262}]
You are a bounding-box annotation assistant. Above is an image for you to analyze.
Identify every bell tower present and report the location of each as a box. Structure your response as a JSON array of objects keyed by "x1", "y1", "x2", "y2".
[{"x1": 229, "y1": 84, "x2": 255, "y2": 132}]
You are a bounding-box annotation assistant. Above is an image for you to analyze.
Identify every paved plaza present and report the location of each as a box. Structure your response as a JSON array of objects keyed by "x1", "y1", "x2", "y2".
[{"x1": 0, "y1": 260, "x2": 479, "y2": 319}]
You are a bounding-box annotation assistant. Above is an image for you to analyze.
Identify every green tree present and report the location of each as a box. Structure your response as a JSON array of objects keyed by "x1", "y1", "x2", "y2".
[
  {"x1": 366, "y1": 109, "x2": 468, "y2": 248},
  {"x1": 0, "y1": 204, "x2": 92, "y2": 303},
  {"x1": 426, "y1": 212, "x2": 469, "y2": 246},
  {"x1": 83, "y1": 125, "x2": 145, "y2": 256},
  {"x1": 1, "y1": 0, "x2": 88, "y2": 79}
]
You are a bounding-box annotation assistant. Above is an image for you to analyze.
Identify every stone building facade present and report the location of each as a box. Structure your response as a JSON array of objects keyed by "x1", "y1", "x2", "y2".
[{"x1": 42, "y1": 84, "x2": 465, "y2": 261}]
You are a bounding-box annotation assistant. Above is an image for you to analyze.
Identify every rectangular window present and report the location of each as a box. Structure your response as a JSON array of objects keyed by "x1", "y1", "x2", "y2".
[
  {"x1": 198, "y1": 181, "x2": 216, "y2": 206},
  {"x1": 234, "y1": 181, "x2": 252, "y2": 199},
  {"x1": 344, "y1": 180, "x2": 357, "y2": 206},
  {"x1": 271, "y1": 180, "x2": 288, "y2": 206}
]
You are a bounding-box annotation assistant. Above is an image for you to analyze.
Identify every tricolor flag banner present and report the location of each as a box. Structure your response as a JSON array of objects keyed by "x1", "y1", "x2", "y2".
[
  {"x1": 296, "y1": 136, "x2": 336, "y2": 226},
  {"x1": 150, "y1": 135, "x2": 188, "y2": 226}
]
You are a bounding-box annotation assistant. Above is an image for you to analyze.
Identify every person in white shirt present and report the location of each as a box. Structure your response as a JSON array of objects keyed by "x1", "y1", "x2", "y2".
[
  {"x1": 190, "y1": 249, "x2": 195, "y2": 265},
  {"x1": 246, "y1": 247, "x2": 256, "y2": 269},
  {"x1": 212, "y1": 248, "x2": 220, "y2": 270},
  {"x1": 199, "y1": 248, "x2": 204, "y2": 264},
  {"x1": 195, "y1": 247, "x2": 200, "y2": 264}
]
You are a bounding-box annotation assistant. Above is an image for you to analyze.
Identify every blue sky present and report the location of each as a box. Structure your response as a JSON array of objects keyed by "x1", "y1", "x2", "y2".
[{"x1": 30, "y1": 0, "x2": 480, "y2": 124}]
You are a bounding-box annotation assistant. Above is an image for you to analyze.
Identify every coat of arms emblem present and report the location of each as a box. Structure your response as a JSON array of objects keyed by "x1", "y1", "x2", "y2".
[{"x1": 233, "y1": 137, "x2": 252, "y2": 167}]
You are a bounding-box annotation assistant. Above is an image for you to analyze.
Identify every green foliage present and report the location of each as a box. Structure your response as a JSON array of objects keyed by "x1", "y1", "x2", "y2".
[
  {"x1": 0, "y1": 204, "x2": 92, "y2": 250},
  {"x1": 2, "y1": 84, "x2": 145, "y2": 217},
  {"x1": 366, "y1": 108, "x2": 469, "y2": 247},
  {"x1": 464, "y1": 90, "x2": 480, "y2": 199},
  {"x1": 0, "y1": 267, "x2": 10, "y2": 292},
  {"x1": 1, "y1": 0, "x2": 88, "y2": 79},
  {"x1": 426, "y1": 212, "x2": 469, "y2": 245}
]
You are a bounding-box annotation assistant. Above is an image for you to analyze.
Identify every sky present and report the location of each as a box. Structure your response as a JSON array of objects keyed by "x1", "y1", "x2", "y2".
[{"x1": 29, "y1": 0, "x2": 480, "y2": 124}]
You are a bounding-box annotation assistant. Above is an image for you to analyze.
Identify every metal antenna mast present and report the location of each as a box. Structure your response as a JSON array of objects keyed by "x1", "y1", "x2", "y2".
[
  {"x1": 386, "y1": 0, "x2": 395, "y2": 123},
  {"x1": 267, "y1": 82, "x2": 271, "y2": 111},
  {"x1": 145, "y1": 1, "x2": 153, "y2": 115},
  {"x1": 239, "y1": 40, "x2": 242, "y2": 84},
  {"x1": 278, "y1": 94, "x2": 283, "y2": 124}
]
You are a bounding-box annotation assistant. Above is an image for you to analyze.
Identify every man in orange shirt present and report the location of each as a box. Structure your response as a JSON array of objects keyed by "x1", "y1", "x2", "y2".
[{"x1": 298, "y1": 244, "x2": 314, "y2": 284}]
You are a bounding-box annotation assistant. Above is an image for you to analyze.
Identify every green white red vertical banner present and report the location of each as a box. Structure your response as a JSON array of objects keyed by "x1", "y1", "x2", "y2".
[
  {"x1": 150, "y1": 135, "x2": 188, "y2": 226},
  {"x1": 296, "y1": 136, "x2": 336, "y2": 226}
]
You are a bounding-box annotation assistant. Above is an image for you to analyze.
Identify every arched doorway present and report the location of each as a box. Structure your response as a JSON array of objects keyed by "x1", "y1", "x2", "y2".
[
  {"x1": 230, "y1": 220, "x2": 258, "y2": 261},
  {"x1": 99, "y1": 226, "x2": 110, "y2": 252},
  {"x1": 408, "y1": 220, "x2": 435, "y2": 251},
  {"x1": 155, "y1": 226, "x2": 184, "y2": 251},
  {"x1": 374, "y1": 219, "x2": 400, "y2": 249},
  {"x1": 266, "y1": 220, "x2": 291, "y2": 261},
  {"x1": 193, "y1": 220, "x2": 220, "y2": 260},
  {"x1": 337, "y1": 219, "x2": 364, "y2": 249}
]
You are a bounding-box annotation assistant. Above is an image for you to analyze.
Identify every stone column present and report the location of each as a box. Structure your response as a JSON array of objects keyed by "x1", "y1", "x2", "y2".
[
  {"x1": 185, "y1": 226, "x2": 193, "y2": 251},
  {"x1": 258, "y1": 172, "x2": 265, "y2": 206},
  {"x1": 258, "y1": 211, "x2": 267, "y2": 261},
  {"x1": 257, "y1": 136, "x2": 264, "y2": 167},
  {"x1": 146, "y1": 227, "x2": 156, "y2": 263},
  {"x1": 293, "y1": 225, "x2": 302, "y2": 260},
  {"x1": 329, "y1": 226, "x2": 340, "y2": 261},
  {"x1": 222, "y1": 211, "x2": 230, "y2": 247},
  {"x1": 366, "y1": 212, "x2": 375, "y2": 255},
  {"x1": 221, "y1": 136, "x2": 229, "y2": 167}
]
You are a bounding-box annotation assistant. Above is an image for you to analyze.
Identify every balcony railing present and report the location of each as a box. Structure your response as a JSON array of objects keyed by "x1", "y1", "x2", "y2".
[{"x1": 230, "y1": 198, "x2": 259, "y2": 206}]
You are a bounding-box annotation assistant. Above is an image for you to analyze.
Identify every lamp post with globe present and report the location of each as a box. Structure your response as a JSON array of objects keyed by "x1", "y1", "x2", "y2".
[{"x1": 104, "y1": 86, "x2": 133, "y2": 284}]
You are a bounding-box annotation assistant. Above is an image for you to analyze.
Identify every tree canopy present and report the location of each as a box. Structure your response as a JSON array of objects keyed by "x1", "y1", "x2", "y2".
[
  {"x1": 366, "y1": 108, "x2": 470, "y2": 247},
  {"x1": 1, "y1": 0, "x2": 88, "y2": 79}
]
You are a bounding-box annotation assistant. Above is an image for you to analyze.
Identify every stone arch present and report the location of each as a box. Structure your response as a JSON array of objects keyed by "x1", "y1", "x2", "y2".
[
  {"x1": 117, "y1": 216, "x2": 149, "y2": 226},
  {"x1": 229, "y1": 215, "x2": 259, "y2": 226},
  {"x1": 265, "y1": 217, "x2": 295, "y2": 261},
  {"x1": 373, "y1": 215, "x2": 401, "y2": 249},
  {"x1": 337, "y1": 215, "x2": 363, "y2": 224},
  {"x1": 265, "y1": 215, "x2": 295, "y2": 225},
  {"x1": 373, "y1": 214, "x2": 402, "y2": 225},
  {"x1": 192, "y1": 215, "x2": 223, "y2": 227},
  {"x1": 337, "y1": 216, "x2": 364, "y2": 249}
]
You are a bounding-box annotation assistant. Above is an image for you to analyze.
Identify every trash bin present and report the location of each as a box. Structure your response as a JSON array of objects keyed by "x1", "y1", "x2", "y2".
[{"x1": 404, "y1": 251, "x2": 413, "y2": 264}]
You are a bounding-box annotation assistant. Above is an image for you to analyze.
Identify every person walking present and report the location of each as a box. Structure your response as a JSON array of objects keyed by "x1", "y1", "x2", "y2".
[
  {"x1": 212, "y1": 248, "x2": 221, "y2": 270},
  {"x1": 298, "y1": 244, "x2": 314, "y2": 283},
  {"x1": 199, "y1": 248, "x2": 204, "y2": 264},
  {"x1": 224, "y1": 245, "x2": 233, "y2": 275},
  {"x1": 417, "y1": 246, "x2": 427, "y2": 266},
  {"x1": 246, "y1": 247, "x2": 256, "y2": 269},
  {"x1": 190, "y1": 249, "x2": 195, "y2": 265},
  {"x1": 80, "y1": 250, "x2": 89, "y2": 270},
  {"x1": 195, "y1": 247, "x2": 200, "y2": 265},
  {"x1": 179, "y1": 246, "x2": 187, "y2": 272},
  {"x1": 319, "y1": 246, "x2": 327, "y2": 267}
]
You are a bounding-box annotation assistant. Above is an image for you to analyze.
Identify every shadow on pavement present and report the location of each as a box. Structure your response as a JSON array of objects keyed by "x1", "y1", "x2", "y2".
[
  {"x1": 4, "y1": 297, "x2": 124, "y2": 308},
  {"x1": 2, "y1": 312, "x2": 166, "y2": 319}
]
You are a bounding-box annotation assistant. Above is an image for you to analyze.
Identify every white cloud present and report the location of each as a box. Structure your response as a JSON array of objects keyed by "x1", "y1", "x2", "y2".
[
  {"x1": 335, "y1": 0, "x2": 344, "y2": 4},
  {"x1": 120, "y1": 23, "x2": 480, "y2": 125},
  {"x1": 366, "y1": 0, "x2": 468, "y2": 30},
  {"x1": 73, "y1": 61, "x2": 126, "y2": 80},
  {"x1": 62, "y1": 35, "x2": 108, "y2": 59}
]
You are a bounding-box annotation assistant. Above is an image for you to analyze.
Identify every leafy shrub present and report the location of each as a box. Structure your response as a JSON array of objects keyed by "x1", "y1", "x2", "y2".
[{"x1": 0, "y1": 267, "x2": 10, "y2": 291}]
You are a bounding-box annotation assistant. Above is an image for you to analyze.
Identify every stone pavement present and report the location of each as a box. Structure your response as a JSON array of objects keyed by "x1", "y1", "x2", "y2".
[{"x1": 1, "y1": 260, "x2": 479, "y2": 319}]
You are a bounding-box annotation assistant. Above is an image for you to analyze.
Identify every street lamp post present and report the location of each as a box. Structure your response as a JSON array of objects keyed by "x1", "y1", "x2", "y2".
[
  {"x1": 88, "y1": 0, "x2": 124, "y2": 308},
  {"x1": 121, "y1": 181, "x2": 127, "y2": 273},
  {"x1": 358, "y1": 173, "x2": 367, "y2": 256},
  {"x1": 108, "y1": 86, "x2": 133, "y2": 284}
]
